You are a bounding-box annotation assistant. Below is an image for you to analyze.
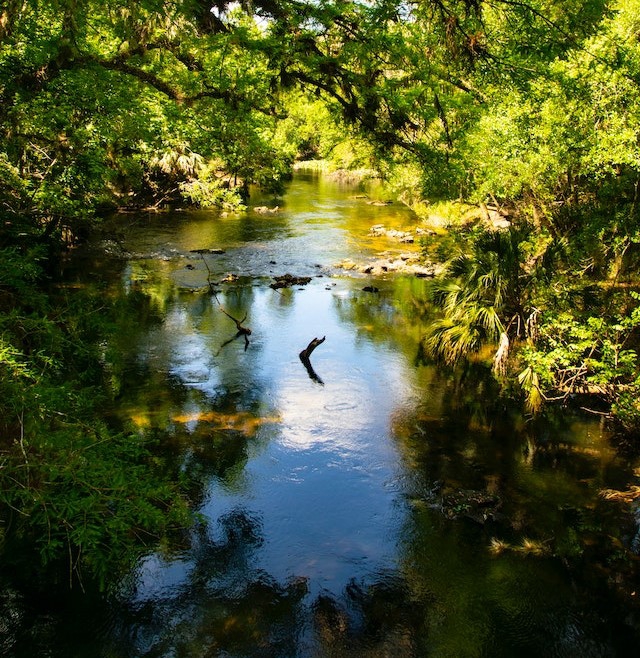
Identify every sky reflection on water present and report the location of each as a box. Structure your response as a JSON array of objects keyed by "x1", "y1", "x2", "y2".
[{"x1": 34, "y1": 171, "x2": 640, "y2": 657}]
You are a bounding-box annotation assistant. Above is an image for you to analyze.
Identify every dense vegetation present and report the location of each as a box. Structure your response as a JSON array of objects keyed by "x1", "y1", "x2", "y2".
[{"x1": 2, "y1": 0, "x2": 640, "y2": 586}]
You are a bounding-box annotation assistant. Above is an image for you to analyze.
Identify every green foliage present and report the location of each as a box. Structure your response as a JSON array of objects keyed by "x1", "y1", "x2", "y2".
[
  {"x1": 1, "y1": 419, "x2": 190, "y2": 590},
  {"x1": 0, "y1": 245, "x2": 191, "y2": 589},
  {"x1": 518, "y1": 303, "x2": 640, "y2": 422},
  {"x1": 3, "y1": 0, "x2": 640, "y2": 595},
  {"x1": 424, "y1": 226, "x2": 544, "y2": 370},
  {"x1": 179, "y1": 168, "x2": 246, "y2": 209}
]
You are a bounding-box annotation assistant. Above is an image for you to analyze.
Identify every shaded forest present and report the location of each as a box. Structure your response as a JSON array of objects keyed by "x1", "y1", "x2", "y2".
[{"x1": 2, "y1": 0, "x2": 640, "y2": 586}]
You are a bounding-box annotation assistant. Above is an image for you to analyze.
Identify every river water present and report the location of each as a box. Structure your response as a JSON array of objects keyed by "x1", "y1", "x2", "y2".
[{"x1": 6, "y1": 171, "x2": 640, "y2": 656}]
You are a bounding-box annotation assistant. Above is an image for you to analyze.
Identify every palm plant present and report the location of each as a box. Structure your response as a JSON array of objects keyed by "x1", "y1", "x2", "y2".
[{"x1": 425, "y1": 227, "x2": 533, "y2": 374}]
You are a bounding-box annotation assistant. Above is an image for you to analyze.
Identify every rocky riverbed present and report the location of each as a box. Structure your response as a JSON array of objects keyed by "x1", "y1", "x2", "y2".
[{"x1": 335, "y1": 223, "x2": 443, "y2": 277}]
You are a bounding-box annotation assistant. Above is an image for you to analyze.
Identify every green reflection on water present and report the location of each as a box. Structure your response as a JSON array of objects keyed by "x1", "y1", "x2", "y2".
[{"x1": 12, "y1": 173, "x2": 638, "y2": 657}]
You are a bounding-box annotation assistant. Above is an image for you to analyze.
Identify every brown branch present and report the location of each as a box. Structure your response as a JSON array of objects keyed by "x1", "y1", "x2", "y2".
[
  {"x1": 434, "y1": 93, "x2": 453, "y2": 149},
  {"x1": 92, "y1": 56, "x2": 190, "y2": 102},
  {"x1": 214, "y1": 306, "x2": 251, "y2": 354},
  {"x1": 219, "y1": 307, "x2": 251, "y2": 335},
  {"x1": 300, "y1": 336, "x2": 326, "y2": 360},
  {"x1": 299, "y1": 336, "x2": 326, "y2": 384},
  {"x1": 199, "y1": 254, "x2": 217, "y2": 294}
]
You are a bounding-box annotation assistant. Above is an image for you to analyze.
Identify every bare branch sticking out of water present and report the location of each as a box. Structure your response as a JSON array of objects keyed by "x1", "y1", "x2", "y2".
[
  {"x1": 198, "y1": 253, "x2": 217, "y2": 294},
  {"x1": 215, "y1": 306, "x2": 252, "y2": 353},
  {"x1": 219, "y1": 307, "x2": 251, "y2": 336},
  {"x1": 300, "y1": 336, "x2": 326, "y2": 384}
]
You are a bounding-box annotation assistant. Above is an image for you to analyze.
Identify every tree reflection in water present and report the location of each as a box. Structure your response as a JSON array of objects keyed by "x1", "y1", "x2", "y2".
[{"x1": 112, "y1": 507, "x2": 431, "y2": 657}]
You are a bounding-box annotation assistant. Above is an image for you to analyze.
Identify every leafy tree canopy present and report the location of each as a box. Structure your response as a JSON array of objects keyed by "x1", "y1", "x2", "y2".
[{"x1": 3, "y1": 0, "x2": 640, "y2": 587}]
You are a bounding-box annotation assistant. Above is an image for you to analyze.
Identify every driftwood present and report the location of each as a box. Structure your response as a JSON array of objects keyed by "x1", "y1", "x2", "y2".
[
  {"x1": 220, "y1": 308, "x2": 251, "y2": 336},
  {"x1": 216, "y1": 307, "x2": 251, "y2": 352},
  {"x1": 299, "y1": 336, "x2": 326, "y2": 384}
]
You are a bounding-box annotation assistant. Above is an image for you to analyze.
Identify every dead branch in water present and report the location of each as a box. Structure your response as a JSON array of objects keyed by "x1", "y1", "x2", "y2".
[
  {"x1": 219, "y1": 307, "x2": 252, "y2": 336},
  {"x1": 300, "y1": 336, "x2": 325, "y2": 359},
  {"x1": 198, "y1": 253, "x2": 218, "y2": 294},
  {"x1": 214, "y1": 304, "x2": 252, "y2": 353},
  {"x1": 300, "y1": 336, "x2": 326, "y2": 384}
]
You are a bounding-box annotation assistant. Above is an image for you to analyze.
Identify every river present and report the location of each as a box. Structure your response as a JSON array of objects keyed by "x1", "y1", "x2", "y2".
[{"x1": 5, "y1": 171, "x2": 640, "y2": 656}]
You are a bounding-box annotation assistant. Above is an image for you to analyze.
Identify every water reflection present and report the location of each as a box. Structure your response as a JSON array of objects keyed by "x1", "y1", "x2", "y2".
[{"x1": 14, "y1": 172, "x2": 639, "y2": 656}]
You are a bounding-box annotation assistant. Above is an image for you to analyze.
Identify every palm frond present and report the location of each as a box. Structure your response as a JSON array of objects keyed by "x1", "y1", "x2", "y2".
[
  {"x1": 518, "y1": 366, "x2": 543, "y2": 413},
  {"x1": 425, "y1": 317, "x2": 481, "y2": 365}
]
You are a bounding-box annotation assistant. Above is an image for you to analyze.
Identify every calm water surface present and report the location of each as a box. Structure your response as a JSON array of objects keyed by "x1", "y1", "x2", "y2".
[{"x1": 6, "y1": 172, "x2": 640, "y2": 656}]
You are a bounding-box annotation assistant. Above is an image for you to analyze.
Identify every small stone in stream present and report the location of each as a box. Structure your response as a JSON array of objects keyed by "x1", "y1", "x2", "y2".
[
  {"x1": 190, "y1": 248, "x2": 226, "y2": 254},
  {"x1": 362, "y1": 285, "x2": 379, "y2": 293}
]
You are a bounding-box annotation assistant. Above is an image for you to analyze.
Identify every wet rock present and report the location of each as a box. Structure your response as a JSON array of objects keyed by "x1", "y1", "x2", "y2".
[
  {"x1": 190, "y1": 248, "x2": 226, "y2": 254},
  {"x1": 336, "y1": 259, "x2": 358, "y2": 271},
  {"x1": 362, "y1": 285, "x2": 379, "y2": 293},
  {"x1": 221, "y1": 273, "x2": 239, "y2": 283},
  {"x1": 440, "y1": 489, "x2": 502, "y2": 524},
  {"x1": 368, "y1": 225, "x2": 415, "y2": 243},
  {"x1": 270, "y1": 273, "x2": 313, "y2": 289},
  {"x1": 337, "y1": 253, "x2": 441, "y2": 278},
  {"x1": 254, "y1": 205, "x2": 279, "y2": 214}
]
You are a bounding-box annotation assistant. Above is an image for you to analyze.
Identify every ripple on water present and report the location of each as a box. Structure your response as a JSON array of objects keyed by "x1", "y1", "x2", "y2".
[{"x1": 323, "y1": 401, "x2": 359, "y2": 412}]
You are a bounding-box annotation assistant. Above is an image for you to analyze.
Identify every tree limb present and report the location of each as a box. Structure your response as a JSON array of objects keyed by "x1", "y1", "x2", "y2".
[
  {"x1": 299, "y1": 336, "x2": 326, "y2": 384},
  {"x1": 219, "y1": 307, "x2": 251, "y2": 335}
]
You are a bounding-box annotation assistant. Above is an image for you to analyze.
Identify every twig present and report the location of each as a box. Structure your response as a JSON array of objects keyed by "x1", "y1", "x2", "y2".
[
  {"x1": 199, "y1": 254, "x2": 218, "y2": 294},
  {"x1": 579, "y1": 407, "x2": 611, "y2": 417},
  {"x1": 219, "y1": 307, "x2": 251, "y2": 335},
  {"x1": 18, "y1": 410, "x2": 29, "y2": 486}
]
